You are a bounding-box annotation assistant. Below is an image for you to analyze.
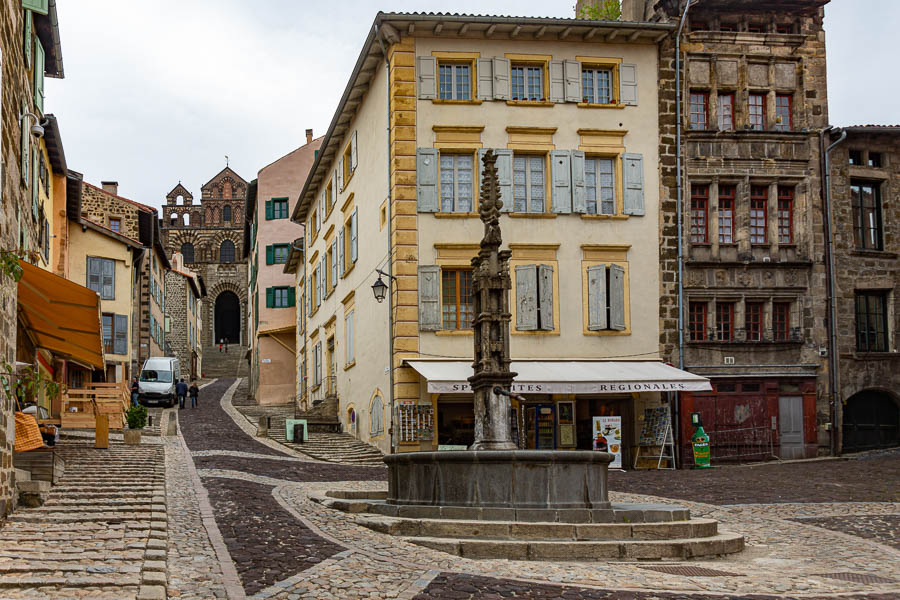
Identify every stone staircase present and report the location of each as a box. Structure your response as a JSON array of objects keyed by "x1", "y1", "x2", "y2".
[
  {"x1": 202, "y1": 344, "x2": 248, "y2": 378},
  {"x1": 0, "y1": 441, "x2": 168, "y2": 598}
]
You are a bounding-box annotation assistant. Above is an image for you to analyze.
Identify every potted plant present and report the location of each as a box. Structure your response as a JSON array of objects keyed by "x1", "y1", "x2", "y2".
[{"x1": 124, "y1": 404, "x2": 147, "y2": 445}]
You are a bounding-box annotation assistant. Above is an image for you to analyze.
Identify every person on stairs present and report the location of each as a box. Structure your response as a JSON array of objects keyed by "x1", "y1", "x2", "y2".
[
  {"x1": 130, "y1": 377, "x2": 140, "y2": 407},
  {"x1": 189, "y1": 381, "x2": 199, "y2": 408},
  {"x1": 176, "y1": 378, "x2": 188, "y2": 410}
]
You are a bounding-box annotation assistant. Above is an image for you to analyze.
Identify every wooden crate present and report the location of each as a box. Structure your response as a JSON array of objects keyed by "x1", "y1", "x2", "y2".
[{"x1": 14, "y1": 450, "x2": 65, "y2": 484}]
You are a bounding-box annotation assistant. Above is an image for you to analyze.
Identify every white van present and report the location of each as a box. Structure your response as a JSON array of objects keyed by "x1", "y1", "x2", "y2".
[{"x1": 138, "y1": 357, "x2": 180, "y2": 407}]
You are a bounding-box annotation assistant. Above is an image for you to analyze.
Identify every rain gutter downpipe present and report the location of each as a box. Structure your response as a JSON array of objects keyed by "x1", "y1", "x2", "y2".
[
  {"x1": 374, "y1": 21, "x2": 397, "y2": 455},
  {"x1": 822, "y1": 127, "x2": 846, "y2": 456},
  {"x1": 676, "y1": 1, "x2": 696, "y2": 372}
]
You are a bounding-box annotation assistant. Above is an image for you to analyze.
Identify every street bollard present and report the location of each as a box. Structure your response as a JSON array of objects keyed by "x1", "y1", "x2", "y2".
[
  {"x1": 690, "y1": 412, "x2": 712, "y2": 469},
  {"x1": 257, "y1": 415, "x2": 268, "y2": 437}
]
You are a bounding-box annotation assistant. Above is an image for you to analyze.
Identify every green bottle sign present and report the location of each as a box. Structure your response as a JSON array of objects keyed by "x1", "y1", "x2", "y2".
[{"x1": 690, "y1": 412, "x2": 712, "y2": 469}]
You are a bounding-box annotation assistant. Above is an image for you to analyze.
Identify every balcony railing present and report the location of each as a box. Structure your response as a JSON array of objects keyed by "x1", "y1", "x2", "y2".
[{"x1": 687, "y1": 327, "x2": 803, "y2": 344}]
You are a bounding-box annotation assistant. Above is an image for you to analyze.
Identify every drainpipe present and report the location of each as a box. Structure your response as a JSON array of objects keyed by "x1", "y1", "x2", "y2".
[
  {"x1": 822, "y1": 127, "x2": 846, "y2": 456},
  {"x1": 374, "y1": 22, "x2": 397, "y2": 455},
  {"x1": 674, "y1": 1, "x2": 695, "y2": 468}
]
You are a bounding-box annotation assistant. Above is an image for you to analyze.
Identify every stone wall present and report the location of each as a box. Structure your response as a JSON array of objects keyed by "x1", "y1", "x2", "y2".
[
  {"x1": 164, "y1": 270, "x2": 190, "y2": 378},
  {"x1": 828, "y1": 130, "x2": 900, "y2": 449},
  {"x1": 80, "y1": 183, "x2": 144, "y2": 239}
]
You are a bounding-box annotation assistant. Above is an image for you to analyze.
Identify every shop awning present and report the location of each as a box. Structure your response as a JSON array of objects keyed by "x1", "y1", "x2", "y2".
[
  {"x1": 404, "y1": 360, "x2": 712, "y2": 395},
  {"x1": 17, "y1": 260, "x2": 104, "y2": 369}
]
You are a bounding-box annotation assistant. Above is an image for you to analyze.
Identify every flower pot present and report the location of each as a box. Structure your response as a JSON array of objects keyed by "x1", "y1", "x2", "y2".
[{"x1": 124, "y1": 429, "x2": 142, "y2": 445}]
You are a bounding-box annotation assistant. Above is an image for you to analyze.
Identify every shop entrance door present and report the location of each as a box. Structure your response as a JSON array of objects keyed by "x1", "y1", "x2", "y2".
[
  {"x1": 535, "y1": 404, "x2": 556, "y2": 449},
  {"x1": 778, "y1": 396, "x2": 804, "y2": 459}
]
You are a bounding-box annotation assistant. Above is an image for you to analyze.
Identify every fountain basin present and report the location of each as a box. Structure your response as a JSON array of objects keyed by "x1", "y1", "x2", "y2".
[{"x1": 385, "y1": 450, "x2": 613, "y2": 510}]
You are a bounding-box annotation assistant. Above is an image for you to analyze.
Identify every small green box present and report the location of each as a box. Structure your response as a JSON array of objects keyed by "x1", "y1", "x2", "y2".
[{"x1": 285, "y1": 419, "x2": 307, "y2": 442}]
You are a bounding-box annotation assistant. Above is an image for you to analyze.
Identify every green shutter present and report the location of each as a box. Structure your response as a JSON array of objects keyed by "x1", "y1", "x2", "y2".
[
  {"x1": 34, "y1": 38, "x2": 45, "y2": 113},
  {"x1": 265, "y1": 244, "x2": 274, "y2": 265},
  {"x1": 22, "y1": 0, "x2": 49, "y2": 15},
  {"x1": 265, "y1": 287, "x2": 274, "y2": 308},
  {"x1": 287, "y1": 286, "x2": 295, "y2": 307},
  {"x1": 265, "y1": 199, "x2": 273, "y2": 220},
  {"x1": 23, "y1": 10, "x2": 32, "y2": 70},
  {"x1": 21, "y1": 100, "x2": 29, "y2": 183}
]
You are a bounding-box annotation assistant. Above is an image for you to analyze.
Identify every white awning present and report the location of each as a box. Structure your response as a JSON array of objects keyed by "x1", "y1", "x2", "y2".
[{"x1": 404, "y1": 360, "x2": 712, "y2": 395}]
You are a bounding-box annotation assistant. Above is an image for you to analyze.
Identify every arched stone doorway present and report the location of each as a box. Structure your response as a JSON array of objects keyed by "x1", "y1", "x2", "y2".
[
  {"x1": 214, "y1": 291, "x2": 241, "y2": 345},
  {"x1": 843, "y1": 390, "x2": 900, "y2": 452}
]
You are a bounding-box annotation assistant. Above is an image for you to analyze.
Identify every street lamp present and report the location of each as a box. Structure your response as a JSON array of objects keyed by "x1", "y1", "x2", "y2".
[{"x1": 371, "y1": 269, "x2": 395, "y2": 303}]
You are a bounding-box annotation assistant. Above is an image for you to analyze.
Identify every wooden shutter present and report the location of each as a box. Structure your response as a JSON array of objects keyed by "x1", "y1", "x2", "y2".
[
  {"x1": 331, "y1": 239, "x2": 338, "y2": 285},
  {"x1": 34, "y1": 39, "x2": 45, "y2": 113},
  {"x1": 23, "y1": 11, "x2": 32, "y2": 71},
  {"x1": 101, "y1": 259, "x2": 115, "y2": 300},
  {"x1": 32, "y1": 151, "x2": 38, "y2": 218},
  {"x1": 537, "y1": 264, "x2": 554, "y2": 331},
  {"x1": 549, "y1": 60, "x2": 565, "y2": 103},
  {"x1": 492, "y1": 57, "x2": 510, "y2": 100},
  {"x1": 564, "y1": 60, "x2": 581, "y2": 103},
  {"x1": 623, "y1": 153, "x2": 645, "y2": 215},
  {"x1": 307, "y1": 277, "x2": 313, "y2": 316},
  {"x1": 416, "y1": 148, "x2": 439, "y2": 212},
  {"x1": 609, "y1": 264, "x2": 626, "y2": 331},
  {"x1": 114, "y1": 314, "x2": 128, "y2": 355},
  {"x1": 287, "y1": 286, "x2": 295, "y2": 307},
  {"x1": 21, "y1": 101, "x2": 29, "y2": 183},
  {"x1": 571, "y1": 150, "x2": 586, "y2": 213},
  {"x1": 350, "y1": 208, "x2": 358, "y2": 263},
  {"x1": 550, "y1": 150, "x2": 572, "y2": 213},
  {"x1": 417, "y1": 56, "x2": 436, "y2": 99},
  {"x1": 331, "y1": 170, "x2": 338, "y2": 206},
  {"x1": 620, "y1": 64, "x2": 638, "y2": 106},
  {"x1": 587, "y1": 265, "x2": 608, "y2": 331},
  {"x1": 265, "y1": 245, "x2": 274, "y2": 265},
  {"x1": 338, "y1": 226, "x2": 345, "y2": 275},
  {"x1": 337, "y1": 161, "x2": 343, "y2": 193},
  {"x1": 495, "y1": 149, "x2": 514, "y2": 212},
  {"x1": 515, "y1": 265, "x2": 538, "y2": 331},
  {"x1": 476, "y1": 58, "x2": 493, "y2": 100},
  {"x1": 318, "y1": 261, "x2": 325, "y2": 304},
  {"x1": 351, "y1": 130, "x2": 358, "y2": 172},
  {"x1": 418, "y1": 265, "x2": 441, "y2": 331},
  {"x1": 265, "y1": 199, "x2": 273, "y2": 219},
  {"x1": 22, "y1": 0, "x2": 49, "y2": 15}
]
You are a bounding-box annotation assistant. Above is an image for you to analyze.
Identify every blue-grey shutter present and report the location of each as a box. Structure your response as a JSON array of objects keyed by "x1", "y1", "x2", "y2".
[
  {"x1": 537, "y1": 264, "x2": 554, "y2": 331},
  {"x1": 418, "y1": 265, "x2": 441, "y2": 331},
  {"x1": 564, "y1": 60, "x2": 581, "y2": 103},
  {"x1": 571, "y1": 150, "x2": 586, "y2": 213},
  {"x1": 492, "y1": 57, "x2": 510, "y2": 100},
  {"x1": 338, "y1": 226, "x2": 345, "y2": 275},
  {"x1": 331, "y1": 239, "x2": 338, "y2": 285},
  {"x1": 316, "y1": 265, "x2": 322, "y2": 306},
  {"x1": 87, "y1": 257, "x2": 100, "y2": 294},
  {"x1": 623, "y1": 153, "x2": 645, "y2": 216},
  {"x1": 476, "y1": 58, "x2": 493, "y2": 100},
  {"x1": 587, "y1": 265, "x2": 608, "y2": 331},
  {"x1": 621, "y1": 64, "x2": 638, "y2": 106},
  {"x1": 417, "y1": 56, "x2": 436, "y2": 99},
  {"x1": 101, "y1": 259, "x2": 115, "y2": 300},
  {"x1": 416, "y1": 148, "x2": 439, "y2": 212},
  {"x1": 351, "y1": 130, "x2": 358, "y2": 172},
  {"x1": 350, "y1": 208, "x2": 358, "y2": 263},
  {"x1": 494, "y1": 149, "x2": 514, "y2": 212},
  {"x1": 550, "y1": 150, "x2": 572, "y2": 214},
  {"x1": 549, "y1": 60, "x2": 565, "y2": 103},
  {"x1": 609, "y1": 264, "x2": 626, "y2": 331},
  {"x1": 515, "y1": 265, "x2": 538, "y2": 331}
]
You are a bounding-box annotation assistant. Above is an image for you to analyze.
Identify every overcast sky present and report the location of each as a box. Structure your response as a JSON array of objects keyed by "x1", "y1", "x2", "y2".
[{"x1": 45, "y1": 0, "x2": 898, "y2": 211}]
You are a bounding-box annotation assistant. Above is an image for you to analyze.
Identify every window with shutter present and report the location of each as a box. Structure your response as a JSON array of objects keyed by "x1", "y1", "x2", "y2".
[
  {"x1": 492, "y1": 57, "x2": 510, "y2": 100},
  {"x1": 623, "y1": 154, "x2": 644, "y2": 216},
  {"x1": 351, "y1": 130, "x2": 358, "y2": 172},
  {"x1": 345, "y1": 311, "x2": 355, "y2": 364},
  {"x1": 571, "y1": 150, "x2": 586, "y2": 214},
  {"x1": 476, "y1": 58, "x2": 493, "y2": 100},
  {"x1": 23, "y1": 12, "x2": 32, "y2": 71},
  {"x1": 417, "y1": 56, "x2": 436, "y2": 99},
  {"x1": 418, "y1": 265, "x2": 442, "y2": 331},
  {"x1": 21, "y1": 101, "x2": 29, "y2": 183},
  {"x1": 439, "y1": 153, "x2": 474, "y2": 212},
  {"x1": 34, "y1": 38, "x2": 45, "y2": 113},
  {"x1": 350, "y1": 209, "x2": 358, "y2": 263},
  {"x1": 265, "y1": 199, "x2": 273, "y2": 220},
  {"x1": 587, "y1": 265, "x2": 607, "y2": 331},
  {"x1": 114, "y1": 314, "x2": 127, "y2": 355},
  {"x1": 515, "y1": 265, "x2": 538, "y2": 331},
  {"x1": 416, "y1": 148, "x2": 439, "y2": 212},
  {"x1": 101, "y1": 258, "x2": 115, "y2": 300},
  {"x1": 608, "y1": 264, "x2": 626, "y2": 331},
  {"x1": 549, "y1": 60, "x2": 565, "y2": 103},
  {"x1": 620, "y1": 64, "x2": 638, "y2": 106},
  {"x1": 537, "y1": 264, "x2": 554, "y2": 331},
  {"x1": 550, "y1": 150, "x2": 572, "y2": 213},
  {"x1": 564, "y1": 60, "x2": 581, "y2": 103},
  {"x1": 265, "y1": 245, "x2": 274, "y2": 265},
  {"x1": 338, "y1": 226, "x2": 345, "y2": 276},
  {"x1": 512, "y1": 154, "x2": 546, "y2": 213},
  {"x1": 266, "y1": 287, "x2": 274, "y2": 308}
]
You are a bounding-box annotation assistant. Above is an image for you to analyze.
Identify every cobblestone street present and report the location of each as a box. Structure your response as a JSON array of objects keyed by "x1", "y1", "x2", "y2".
[{"x1": 158, "y1": 378, "x2": 900, "y2": 599}]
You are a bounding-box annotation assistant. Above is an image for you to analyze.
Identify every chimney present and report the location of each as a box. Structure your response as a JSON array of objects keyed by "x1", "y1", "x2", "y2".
[
  {"x1": 306, "y1": 129, "x2": 313, "y2": 144},
  {"x1": 101, "y1": 181, "x2": 118, "y2": 195}
]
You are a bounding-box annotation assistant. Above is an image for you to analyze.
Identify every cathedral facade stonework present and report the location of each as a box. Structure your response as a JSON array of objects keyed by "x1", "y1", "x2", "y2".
[{"x1": 161, "y1": 167, "x2": 248, "y2": 348}]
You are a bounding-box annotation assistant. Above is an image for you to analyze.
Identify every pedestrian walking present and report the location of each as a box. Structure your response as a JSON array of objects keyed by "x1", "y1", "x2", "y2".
[
  {"x1": 224, "y1": 337, "x2": 229, "y2": 353},
  {"x1": 219, "y1": 338, "x2": 223, "y2": 353},
  {"x1": 176, "y1": 378, "x2": 188, "y2": 410},
  {"x1": 189, "y1": 381, "x2": 199, "y2": 408},
  {"x1": 130, "y1": 377, "x2": 140, "y2": 407}
]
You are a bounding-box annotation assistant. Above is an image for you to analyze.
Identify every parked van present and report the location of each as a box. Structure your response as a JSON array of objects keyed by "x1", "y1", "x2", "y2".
[{"x1": 138, "y1": 357, "x2": 180, "y2": 407}]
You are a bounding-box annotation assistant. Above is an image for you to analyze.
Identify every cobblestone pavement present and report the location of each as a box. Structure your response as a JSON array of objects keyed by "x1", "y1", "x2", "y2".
[{"x1": 165, "y1": 378, "x2": 900, "y2": 599}]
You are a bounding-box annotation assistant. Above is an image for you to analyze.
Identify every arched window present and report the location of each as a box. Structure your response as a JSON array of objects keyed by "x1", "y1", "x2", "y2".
[
  {"x1": 223, "y1": 204, "x2": 232, "y2": 222},
  {"x1": 370, "y1": 394, "x2": 384, "y2": 435},
  {"x1": 220, "y1": 239, "x2": 235, "y2": 263},
  {"x1": 183, "y1": 213, "x2": 190, "y2": 226},
  {"x1": 181, "y1": 242, "x2": 195, "y2": 263},
  {"x1": 169, "y1": 212, "x2": 178, "y2": 227}
]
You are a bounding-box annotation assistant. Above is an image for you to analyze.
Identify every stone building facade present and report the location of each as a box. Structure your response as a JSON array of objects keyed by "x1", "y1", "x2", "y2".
[
  {"x1": 165, "y1": 254, "x2": 205, "y2": 381},
  {"x1": 826, "y1": 126, "x2": 900, "y2": 453},
  {"x1": 648, "y1": 0, "x2": 832, "y2": 460},
  {"x1": 160, "y1": 167, "x2": 248, "y2": 349}
]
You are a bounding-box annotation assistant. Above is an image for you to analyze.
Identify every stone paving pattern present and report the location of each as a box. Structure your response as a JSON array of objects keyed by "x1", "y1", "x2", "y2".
[{"x1": 788, "y1": 514, "x2": 900, "y2": 550}]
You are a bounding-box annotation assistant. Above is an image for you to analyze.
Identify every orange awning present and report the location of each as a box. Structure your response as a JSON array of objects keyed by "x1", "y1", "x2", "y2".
[{"x1": 17, "y1": 260, "x2": 104, "y2": 369}]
